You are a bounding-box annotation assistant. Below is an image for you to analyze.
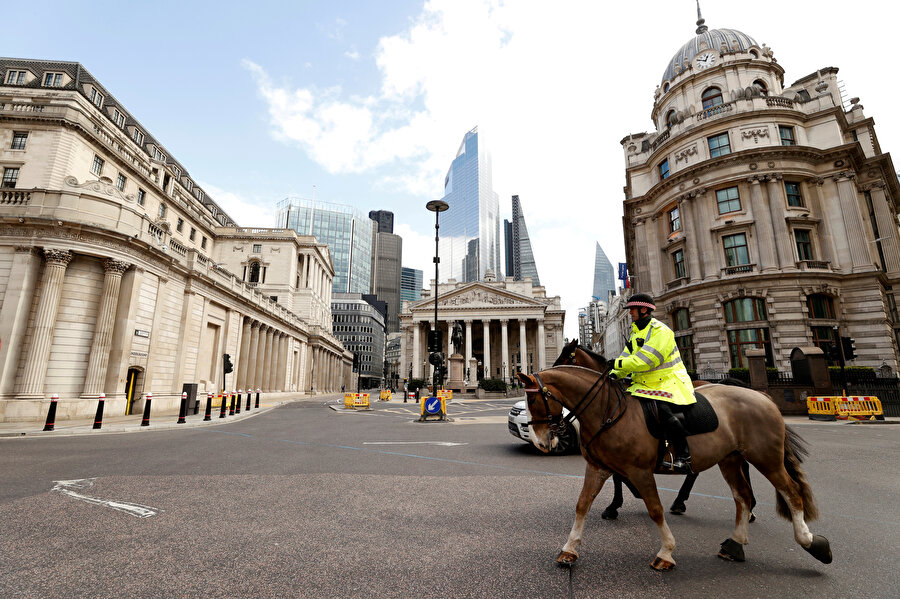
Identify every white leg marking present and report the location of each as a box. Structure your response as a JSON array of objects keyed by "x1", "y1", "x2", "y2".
[{"x1": 778, "y1": 489, "x2": 812, "y2": 546}]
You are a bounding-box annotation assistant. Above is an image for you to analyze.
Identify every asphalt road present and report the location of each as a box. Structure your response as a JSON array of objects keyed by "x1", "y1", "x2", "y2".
[{"x1": 1, "y1": 397, "x2": 898, "y2": 598}]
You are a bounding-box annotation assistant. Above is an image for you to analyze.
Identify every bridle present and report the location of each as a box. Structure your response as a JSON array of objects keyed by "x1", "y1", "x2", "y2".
[{"x1": 525, "y1": 366, "x2": 628, "y2": 454}]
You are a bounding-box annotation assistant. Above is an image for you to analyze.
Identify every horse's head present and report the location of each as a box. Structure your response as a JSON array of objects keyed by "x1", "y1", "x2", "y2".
[
  {"x1": 517, "y1": 371, "x2": 565, "y2": 453},
  {"x1": 553, "y1": 339, "x2": 580, "y2": 366},
  {"x1": 553, "y1": 340, "x2": 608, "y2": 371}
]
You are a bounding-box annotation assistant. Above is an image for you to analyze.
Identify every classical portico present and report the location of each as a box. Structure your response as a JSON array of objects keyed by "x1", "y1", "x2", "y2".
[{"x1": 399, "y1": 276, "x2": 564, "y2": 387}]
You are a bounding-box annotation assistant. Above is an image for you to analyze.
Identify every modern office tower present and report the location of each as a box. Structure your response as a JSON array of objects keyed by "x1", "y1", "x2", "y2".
[
  {"x1": 578, "y1": 309, "x2": 594, "y2": 348},
  {"x1": 368, "y1": 210, "x2": 394, "y2": 234},
  {"x1": 621, "y1": 8, "x2": 900, "y2": 374},
  {"x1": 400, "y1": 267, "x2": 423, "y2": 303},
  {"x1": 592, "y1": 243, "x2": 616, "y2": 302},
  {"x1": 438, "y1": 127, "x2": 502, "y2": 283},
  {"x1": 503, "y1": 195, "x2": 541, "y2": 286},
  {"x1": 369, "y1": 210, "x2": 402, "y2": 333},
  {"x1": 277, "y1": 197, "x2": 373, "y2": 294},
  {"x1": 332, "y1": 293, "x2": 386, "y2": 389}
]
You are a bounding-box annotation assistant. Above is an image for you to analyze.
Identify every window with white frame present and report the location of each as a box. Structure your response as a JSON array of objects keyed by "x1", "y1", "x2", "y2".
[
  {"x1": 113, "y1": 109, "x2": 126, "y2": 128},
  {"x1": 137, "y1": 188, "x2": 146, "y2": 205},
  {"x1": 158, "y1": 203, "x2": 167, "y2": 219},
  {"x1": 132, "y1": 129, "x2": 144, "y2": 146},
  {"x1": 2, "y1": 167, "x2": 20, "y2": 188},
  {"x1": 176, "y1": 218, "x2": 184, "y2": 233},
  {"x1": 672, "y1": 249, "x2": 686, "y2": 279},
  {"x1": 91, "y1": 155, "x2": 104, "y2": 176},
  {"x1": 723, "y1": 233, "x2": 750, "y2": 266},
  {"x1": 785, "y1": 181, "x2": 803, "y2": 207},
  {"x1": 716, "y1": 186, "x2": 741, "y2": 214},
  {"x1": 253, "y1": 244, "x2": 262, "y2": 253},
  {"x1": 6, "y1": 70, "x2": 27, "y2": 85},
  {"x1": 668, "y1": 206, "x2": 681, "y2": 232},
  {"x1": 43, "y1": 72, "x2": 63, "y2": 87},
  {"x1": 708, "y1": 132, "x2": 731, "y2": 158},
  {"x1": 153, "y1": 148, "x2": 166, "y2": 162},
  {"x1": 116, "y1": 173, "x2": 126, "y2": 191},
  {"x1": 11, "y1": 131, "x2": 28, "y2": 150},
  {"x1": 794, "y1": 229, "x2": 813, "y2": 261},
  {"x1": 201, "y1": 236, "x2": 207, "y2": 249},
  {"x1": 189, "y1": 227, "x2": 196, "y2": 241},
  {"x1": 89, "y1": 87, "x2": 104, "y2": 108}
]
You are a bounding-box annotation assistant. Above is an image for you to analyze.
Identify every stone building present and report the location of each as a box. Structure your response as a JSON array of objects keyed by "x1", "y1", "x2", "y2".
[
  {"x1": 0, "y1": 58, "x2": 350, "y2": 422},
  {"x1": 399, "y1": 271, "x2": 565, "y2": 384},
  {"x1": 332, "y1": 293, "x2": 386, "y2": 389},
  {"x1": 620, "y1": 15, "x2": 900, "y2": 373}
]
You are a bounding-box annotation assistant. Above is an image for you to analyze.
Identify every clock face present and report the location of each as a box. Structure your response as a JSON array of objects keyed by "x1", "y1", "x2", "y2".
[{"x1": 695, "y1": 52, "x2": 718, "y2": 70}]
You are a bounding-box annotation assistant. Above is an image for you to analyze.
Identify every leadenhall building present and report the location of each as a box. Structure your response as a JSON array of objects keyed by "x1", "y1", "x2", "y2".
[
  {"x1": 621, "y1": 13, "x2": 900, "y2": 373},
  {"x1": 0, "y1": 58, "x2": 351, "y2": 423}
]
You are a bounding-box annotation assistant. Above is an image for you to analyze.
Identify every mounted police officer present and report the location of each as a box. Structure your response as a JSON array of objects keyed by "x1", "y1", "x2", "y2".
[{"x1": 609, "y1": 293, "x2": 695, "y2": 473}]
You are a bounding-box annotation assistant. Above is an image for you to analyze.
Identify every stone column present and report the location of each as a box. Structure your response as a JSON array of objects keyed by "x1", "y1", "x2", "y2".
[
  {"x1": 500, "y1": 319, "x2": 509, "y2": 381},
  {"x1": 464, "y1": 320, "x2": 473, "y2": 366},
  {"x1": 276, "y1": 333, "x2": 288, "y2": 391},
  {"x1": 537, "y1": 318, "x2": 546, "y2": 370},
  {"x1": 693, "y1": 190, "x2": 717, "y2": 281},
  {"x1": 236, "y1": 317, "x2": 252, "y2": 390},
  {"x1": 680, "y1": 198, "x2": 702, "y2": 282},
  {"x1": 519, "y1": 319, "x2": 528, "y2": 374},
  {"x1": 765, "y1": 175, "x2": 797, "y2": 271},
  {"x1": 748, "y1": 178, "x2": 778, "y2": 272},
  {"x1": 835, "y1": 175, "x2": 873, "y2": 272},
  {"x1": 245, "y1": 322, "x2": 261, "y2": 390},
  {"x1": 264, "y1": 328, "x2": 277, "y2": 391},
  {"x1": 869, "y1": 185, "x2": 900, "y2": 272},
  {"x1": 82, "y1": 258, "x2": 131, "y2": 397},
  {"x1": 0, "y1": 248, "x2": 42, "y2": 396},
  {"x1": 19, "y1": 249, "x2": 73, "y2": 397},
  {"x1": 412, "y1": 323, "x2": 421, "y2": 379},
  {"x1": 257, "y1": 326, "x2": 270, "y2": 391},
  {"x1": 482, "y1": 320, "x2": 491, "y2": 379}
]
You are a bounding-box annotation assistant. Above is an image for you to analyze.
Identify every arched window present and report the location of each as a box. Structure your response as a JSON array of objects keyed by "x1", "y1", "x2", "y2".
[
  {"x1": 666, "y1": 109, "x2": 677, "y2": 128},
  {"x1": 701, "y1": 87, "x2": 723, "y2": 109},
  {"x1": 752, "y1": 79, "x2": 768, "y2": 96},
  {"x1": 248, "y1": 261, "x2": 261, "y2": 283},
  {"x1": 723, "y1": 297, "x2": 771, "y2": 368}
]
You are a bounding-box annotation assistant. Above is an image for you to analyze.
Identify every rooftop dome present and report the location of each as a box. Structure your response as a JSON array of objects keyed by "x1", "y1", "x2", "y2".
[{"x1": 661, "y1": 9, "x2": 757, "y2": 84}]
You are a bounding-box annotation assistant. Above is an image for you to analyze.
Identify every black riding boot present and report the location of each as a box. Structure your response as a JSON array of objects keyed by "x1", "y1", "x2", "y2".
[{"x1": 663, "y1": 413, "x2": 692, "y2": 473}]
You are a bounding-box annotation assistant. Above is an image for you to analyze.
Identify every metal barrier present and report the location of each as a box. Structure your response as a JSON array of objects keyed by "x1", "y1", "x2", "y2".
[
  {"x1": 806, "y1": 396, "x2": 885, "y2": 421},
  {"x1": 379, "y1": 389, "x2": 392, "y2": 401},
  {"x1": 437, "y1": 389, "x2": 453, "y2": 401}
]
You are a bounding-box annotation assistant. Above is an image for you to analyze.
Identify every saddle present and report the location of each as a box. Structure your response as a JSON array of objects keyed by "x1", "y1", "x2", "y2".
[{"x1": 640, "y1": 390, "x2": 718, "y2": 439}]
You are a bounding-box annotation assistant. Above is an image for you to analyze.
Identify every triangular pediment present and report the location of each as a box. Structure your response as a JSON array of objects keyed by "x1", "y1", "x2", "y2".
[{"x1": 409, "y1": 282, "x2": 545, "y2": 312}]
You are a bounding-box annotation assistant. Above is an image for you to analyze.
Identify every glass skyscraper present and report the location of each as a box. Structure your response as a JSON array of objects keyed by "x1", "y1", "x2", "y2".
[
  {"x1": 503, "y1": 195, "x2": 541, "y2": 286},
  {"x1": 400, "y1": 267, "x2": 423, "y2": 303},
  {"x1": 438, "y1": 127, "x2": 502, "y2": 282},
  {"x1": 592, "y1": 242, "x2": 616, "y2": 303},
  {"x1": 276, "y1": 197, "x2": 373, "y2": 294}
]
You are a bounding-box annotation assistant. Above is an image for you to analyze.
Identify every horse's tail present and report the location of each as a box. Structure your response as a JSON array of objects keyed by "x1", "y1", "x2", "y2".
[{"x1": 775, "y1": 426, "x2": 819, "y2": 522}]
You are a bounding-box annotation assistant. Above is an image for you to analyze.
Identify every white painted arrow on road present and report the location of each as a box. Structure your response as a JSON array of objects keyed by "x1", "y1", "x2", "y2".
[
  {"x1": 362, "y1": 441, "x2": 468, "y2": 447},
  {"x1": 51, "y1": 478, "x2": 160, "y2": 518}
]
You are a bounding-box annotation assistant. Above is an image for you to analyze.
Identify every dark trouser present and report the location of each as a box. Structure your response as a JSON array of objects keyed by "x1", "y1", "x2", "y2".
[{"x1": 657, "y1": 401, "x2": 689, "y2": 460}]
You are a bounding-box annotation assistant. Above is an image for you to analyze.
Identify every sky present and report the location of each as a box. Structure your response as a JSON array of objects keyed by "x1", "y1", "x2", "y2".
[{"x1": 4, "y1": 0, "x2": 898, "y2": 340}]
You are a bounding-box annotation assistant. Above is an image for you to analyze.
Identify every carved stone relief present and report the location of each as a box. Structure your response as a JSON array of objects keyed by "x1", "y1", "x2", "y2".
[{"x1": 64, "y1": 175, "x2": 135, "y2": 203}]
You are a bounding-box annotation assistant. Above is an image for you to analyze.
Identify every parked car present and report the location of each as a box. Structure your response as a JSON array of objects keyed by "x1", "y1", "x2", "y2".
[{"x1": 507, "y1": 400, "x2": 580, "y2": 454}]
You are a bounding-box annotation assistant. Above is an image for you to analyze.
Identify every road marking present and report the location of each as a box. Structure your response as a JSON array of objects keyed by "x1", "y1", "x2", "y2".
[
  {"x1": 362, "y1": 441, "x2": 468, "y2": 446},
  {"x1": 51, "y1": 478, "x2": 160, "y2": 518}
]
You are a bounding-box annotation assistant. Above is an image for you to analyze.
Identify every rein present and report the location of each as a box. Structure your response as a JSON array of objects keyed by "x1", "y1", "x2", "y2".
[{"x1": 527, "y1": 368, "x2": 629, "y2": 453}]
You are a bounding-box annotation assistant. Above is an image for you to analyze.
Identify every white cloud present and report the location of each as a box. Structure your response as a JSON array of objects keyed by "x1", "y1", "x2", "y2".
[
  {"x1": 244, "y1": 0, "x2": 899, "y2": 340},
  {"x1": 344, "y1": 49, "x2": 361, "y2": 61}
]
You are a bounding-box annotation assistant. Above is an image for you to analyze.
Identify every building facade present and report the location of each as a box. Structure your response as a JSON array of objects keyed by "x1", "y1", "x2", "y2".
[
  {"x1": 277, "y1": 197, "x2": 373, "y2": 295},
  {"x1": 0, "y1": 58, "x2": 351, "y2": 422},
  {"x1": 369, "y1": 210, "x2": 402, "y2": 333},
  {"x1": 438, "y1": 127, "x2": 502, "y2": 283},
  {"x1": 503, "y1": 195, "x2": 541, "y2": 286},
  {"x1": 399, "y1": 271, "x2": 565, "y2": 384},
  {"x1": 621, "y1": 15, "x2": 900, "y2": 373},
  {"x1": 332, "y1": 293, "x2": 386, "y2": 388},
  {"x1": 400, "y1": 267, "x2": 423, "y2": 303}
]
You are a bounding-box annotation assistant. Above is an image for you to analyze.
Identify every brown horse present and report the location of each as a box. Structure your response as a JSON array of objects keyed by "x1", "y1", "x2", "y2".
[
  {"x1": 517, "y1": 365, "x2": 831, "y2": 570},
  {"x1": 552, "y1": 340, "x2": 756, "y2": 520}
]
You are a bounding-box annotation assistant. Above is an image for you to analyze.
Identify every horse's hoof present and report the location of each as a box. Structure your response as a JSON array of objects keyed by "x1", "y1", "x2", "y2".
[
  {"x1": 803, "y1": 534, "x2": 833, "y2": 564},
  {"x1": 749, "y1": 512, "x2": 756, "y2": 523},
  {"x1": 601, "y1": 508, "x2": 618, "y2": 520},
  {"x1": 650, "y1": 556, "x2": 675, "y2": 571},
  {"x1": 557, "y1": 551, "x2": 578, "y2": 567},
  {"x1": 717, "y1": 538, "x2": 745, "y2": 562},
  {"x1": 669, "y1": 501, "x2": 686, "y2": 515}
]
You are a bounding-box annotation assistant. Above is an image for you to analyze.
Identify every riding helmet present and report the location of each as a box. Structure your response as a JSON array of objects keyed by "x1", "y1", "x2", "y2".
[{"x1": 625, "y1": 293, "x2": 656, "y2": 311}]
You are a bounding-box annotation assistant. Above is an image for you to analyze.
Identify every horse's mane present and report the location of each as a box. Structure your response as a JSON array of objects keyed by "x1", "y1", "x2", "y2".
[
  {"x1": 553, "y1": 340, "x2": 608, "y2": 367},
  {"x1": 577, "y1": 344, "x2": 607, "y2": 366}
]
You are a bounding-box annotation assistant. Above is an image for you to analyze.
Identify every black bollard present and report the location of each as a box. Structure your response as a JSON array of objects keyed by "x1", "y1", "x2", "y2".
[
  {"x1": 140, "y1": 392, "x2": 152, "y2": 426},
  {"x1": 203, "y1": 392, "x2": 213, "y2": 421},
  {"x1": 228, "y1": 391, "x2": 236, "y2": 416},
  {"x1": 177, "y1": 391, "x2": 188, "y2": 424},
  {"x1": 93, "y1": 393, "x2": 106, "y2": 429},
  {"x1": 234, "y1": 390, "x2": 241, "y2": 414},
  {"x1": 43, "y1": 393, "x2": 59, "y2": 431},
  {"x1": 219, "y1": 392, "x2": 227, "y2": 418},
  {"x1": 245, "y1": 389, "x2": 251, "y2": 411},
  {"x1": 255, "y1": 388, "x2": 260, "y2": 409}
]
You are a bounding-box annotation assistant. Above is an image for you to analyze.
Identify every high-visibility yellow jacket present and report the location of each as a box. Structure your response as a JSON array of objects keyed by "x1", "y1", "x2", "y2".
[{"x1": 610, "y1": 317, "x2": 696, "y2": 406}]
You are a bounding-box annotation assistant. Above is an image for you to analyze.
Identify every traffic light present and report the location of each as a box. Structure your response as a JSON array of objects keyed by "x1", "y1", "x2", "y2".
[
  {"x1": 841, "y1": 336, "x2": 857, "y2": 361},
  {"x1": 427, "y1": 330, "x2": 443, "y2": 353},
  {"x1": 223, "y1": 353, "x2": 234, "y2": 374},
  {"x1": 429, "y1": 351, "x2": 444, "y2": 367},
  {"x1": 352, "y1": 352, "x2": 360, "y2": 373},
  {"x1": 827, "y1": 344, "x2": 841, "y2": 363}
]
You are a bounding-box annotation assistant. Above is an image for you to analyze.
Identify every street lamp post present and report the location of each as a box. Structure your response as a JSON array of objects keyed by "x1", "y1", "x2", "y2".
[{"x1": 426, "y1": 199, "x2": 449, "y2": 396}]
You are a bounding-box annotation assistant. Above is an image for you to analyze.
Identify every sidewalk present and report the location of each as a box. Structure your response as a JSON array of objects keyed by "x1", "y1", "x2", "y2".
[{"x1": 0, "y1": 393, "x2": 344, "y2": 438}]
